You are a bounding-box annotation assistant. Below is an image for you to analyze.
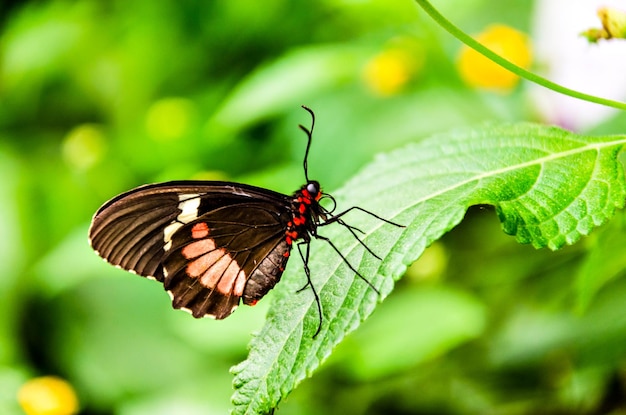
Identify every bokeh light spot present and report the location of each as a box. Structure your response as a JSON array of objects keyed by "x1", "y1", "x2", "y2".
[
  {"x1": 17, "y1": 376, "x2": 79, "y2": 415},
  {"x1": 145, "y1": 97, "x2": 196, "y2": 141},
  {"x1": 62, "y1": 124, "x2": 106, "y2": 170}
]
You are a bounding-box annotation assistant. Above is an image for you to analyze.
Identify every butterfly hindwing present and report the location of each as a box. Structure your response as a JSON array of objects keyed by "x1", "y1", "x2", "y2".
[
  {"x1": 89, "y1": 181, "x2": 293, "y2": 318},
  {"x1": 161, "y1": 203, "x2": 291, "y2": 318}
]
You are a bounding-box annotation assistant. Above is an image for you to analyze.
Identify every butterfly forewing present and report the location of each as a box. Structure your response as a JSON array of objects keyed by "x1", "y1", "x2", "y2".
[{"x1": 89, "y1": 181, "x2": 294, "y2": 318}]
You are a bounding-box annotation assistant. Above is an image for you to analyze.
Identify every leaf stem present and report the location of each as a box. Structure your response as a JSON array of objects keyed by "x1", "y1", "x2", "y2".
[{"x1": 414, "y1": 0, "x2": 626, "y2": 111}]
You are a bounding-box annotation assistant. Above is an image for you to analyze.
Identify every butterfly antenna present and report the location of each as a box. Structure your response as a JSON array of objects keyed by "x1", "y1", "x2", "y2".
[{"x1": 299, "y1": 105, "x2": 315, "y2": 182}]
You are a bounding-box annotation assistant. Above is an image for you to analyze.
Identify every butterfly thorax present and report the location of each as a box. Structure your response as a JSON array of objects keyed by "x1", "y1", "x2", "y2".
[{"x1": 286, "y1": 180, "x2": 325, "y2": 245}]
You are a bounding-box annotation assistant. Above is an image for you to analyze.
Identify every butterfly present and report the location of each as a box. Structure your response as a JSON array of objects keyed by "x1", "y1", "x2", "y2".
[{"x1": 89, "y1": 106, "x2": 402, "y2": 336}]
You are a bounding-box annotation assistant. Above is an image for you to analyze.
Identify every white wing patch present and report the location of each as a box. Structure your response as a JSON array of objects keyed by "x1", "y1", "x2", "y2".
[{"x1": 163, "y1": 193, "x2": 201, "y2": 251}]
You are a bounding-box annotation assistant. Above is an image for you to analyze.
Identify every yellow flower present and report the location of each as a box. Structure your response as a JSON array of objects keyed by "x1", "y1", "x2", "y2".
[
  {"x1": 363, "y1": 41, "x2": 423, "y2": 96},
  {"x1": 599, "y1": 7, "x2": 626, "y2": 39},
  {"x1": 17, "y1": 376, "x2": 79, "y2": 415},
  {"x1": 582, "y1": 7, "x2": 626, "y2": 42},
  {"x1": 457, "y1": 24, "x2": 532, "y2": 91}
]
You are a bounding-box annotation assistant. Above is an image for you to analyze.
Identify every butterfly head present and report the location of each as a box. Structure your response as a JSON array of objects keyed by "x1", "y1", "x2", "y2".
[{"x1": 304, "y1": 180, "x2": 322, "y2": 201}]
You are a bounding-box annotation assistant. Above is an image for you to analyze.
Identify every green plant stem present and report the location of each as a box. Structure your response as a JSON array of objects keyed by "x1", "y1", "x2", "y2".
[{"x1": 414, "y1": 0, "x2": 626, "y2": 111}]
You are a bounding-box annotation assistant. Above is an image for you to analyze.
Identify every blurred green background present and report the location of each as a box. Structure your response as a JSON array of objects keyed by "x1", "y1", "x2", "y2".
[{"x1": 3, "y1": 0, "x2": 626, "y2": 414}]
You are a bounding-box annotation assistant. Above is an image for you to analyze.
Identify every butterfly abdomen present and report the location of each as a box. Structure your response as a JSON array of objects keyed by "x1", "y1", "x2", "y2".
[{"x1": 242, "y1": 239, "x2": 291, "y2": 305}]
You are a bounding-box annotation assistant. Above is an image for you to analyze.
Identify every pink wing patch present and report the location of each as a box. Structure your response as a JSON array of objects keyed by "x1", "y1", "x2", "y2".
[
  {"x1": 191, "y1": 222, "x2": 210, "y2": 239},
  {"x1": 181, "y1": 223, "x2": 247, "y2": 296}
]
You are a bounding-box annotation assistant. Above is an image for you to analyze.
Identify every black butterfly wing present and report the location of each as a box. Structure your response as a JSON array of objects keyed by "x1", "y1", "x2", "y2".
[{"x1": 89, "y1": 181, "x2": 293, "y2": 319}]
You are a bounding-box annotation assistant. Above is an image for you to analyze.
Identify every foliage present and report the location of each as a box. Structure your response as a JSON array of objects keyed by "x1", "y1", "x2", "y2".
[
  {"x1": 2, "y1": 1, "x2": 626, "y2": 414},
  {"x1": 232, "y1": 123, "x2": 626, "y2": 414}
]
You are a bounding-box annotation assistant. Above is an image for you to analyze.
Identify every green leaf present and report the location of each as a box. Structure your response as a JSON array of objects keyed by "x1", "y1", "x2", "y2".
[{"x1": 231, "y1": 123, "x2": 626, "y2": 414}]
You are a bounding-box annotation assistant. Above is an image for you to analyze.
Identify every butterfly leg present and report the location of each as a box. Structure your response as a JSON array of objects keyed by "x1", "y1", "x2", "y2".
[
  {"x1": 321, "y1": 205, "x2": 404, "y2": 228},
  {"x1": 317, "y1": 206, "x2": 404, "y2": 260},
  {"x1": 296, "y1": 240, "x2": 323, "y2": 338},
  {"x1": 320, "y1": 216, "x2": 383, "y2": 260},
  {"x1": 312, "y1": 233, "x2": 380, "y2": 296}
]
